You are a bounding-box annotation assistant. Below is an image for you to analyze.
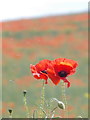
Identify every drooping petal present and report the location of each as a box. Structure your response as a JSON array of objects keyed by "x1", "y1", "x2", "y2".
[
  {"x1": 62, "y1": 78, "x2": 70, "y2": 88},
  {"x1": 49, "y1": 74, "x2": 60, "y2": 85},
  {"x1": 47, "y1": 66, "x2": 60, "y2": 85}
]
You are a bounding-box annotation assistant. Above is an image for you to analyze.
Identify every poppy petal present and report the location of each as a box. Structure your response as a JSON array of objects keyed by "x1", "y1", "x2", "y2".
[
  {"x1": 63, "y1": 58, "x2": 78, "y2": 68},
  {"x1": 36, "y1": 59, "x2": 51, "y2": 72},
  {"x1": 62, "y1": 78, "x2": 70, "y2": 88},
  {"x1": 30, "y1": 64, "x2": 37, "y2": 72},
  {"x1": 49, "y1": 74, "x2": 60, "y2": 85},
  {"x1": 47, "y1": 66, "x2": 60, "y2": 85},
  {"x1": 30, "y1": 62, "x2": 48, "y2": 82}
]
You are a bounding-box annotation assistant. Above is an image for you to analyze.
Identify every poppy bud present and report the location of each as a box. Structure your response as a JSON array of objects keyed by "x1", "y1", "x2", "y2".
[
  {"x1": 8, "y1": 109, "x2": 12, "y2": 114},
  {"x1": 77, "y1": 116, "x2": 82, "y2": 118},
  {"x1": 51, "y1": 98, "x2": 65, "y2": 110},
  {"x1": 23, "y1": 90, "x2": 27, "y2": 96},
  {"x1": 58, "y1": 101, "x2": 65, "y2": 110}
]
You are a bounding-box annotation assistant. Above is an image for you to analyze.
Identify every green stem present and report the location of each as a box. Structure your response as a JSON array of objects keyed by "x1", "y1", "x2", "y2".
[
  {"x1": 39, "y1": 80, "x2": 45, "y2": 118},
  {"x1": 9, "y1": 113, "x2": 12, "y2": 118},
  {"x1": 23, "y1": 96, "x2": 30, "y2": 118},
  {"x1": 61, "y1": 81, "x2": 68, "y2": 118},
  {"x1": 51, "y1": 106, "x2": 58, "y2": 113},
  {"x1": 33, "y1": 110, "x2": 38, "y2": 118}
]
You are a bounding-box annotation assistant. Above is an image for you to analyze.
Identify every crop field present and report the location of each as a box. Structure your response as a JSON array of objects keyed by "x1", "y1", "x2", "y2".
[{"x1": 1, "y1": 13, "x2": 88, "y2": 118}]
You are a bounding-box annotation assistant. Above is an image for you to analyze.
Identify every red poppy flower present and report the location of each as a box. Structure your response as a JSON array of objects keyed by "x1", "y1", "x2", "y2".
[
  {"x1": 47, "y1": 58, "x2": 78, "y2": 87},
  {"x1": 30, "y1": 59, "x2": 51, "y2": 84}
]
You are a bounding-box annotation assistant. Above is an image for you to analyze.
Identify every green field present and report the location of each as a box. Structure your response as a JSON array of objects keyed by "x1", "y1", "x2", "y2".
[{"x1": 1, "y1": 13, "x2": 88, "y2": 118}]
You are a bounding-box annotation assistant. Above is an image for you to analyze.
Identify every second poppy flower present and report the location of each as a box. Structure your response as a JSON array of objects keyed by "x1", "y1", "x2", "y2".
[{"x1": 47, "y1": 58, "x2": 78, "y2": 87}]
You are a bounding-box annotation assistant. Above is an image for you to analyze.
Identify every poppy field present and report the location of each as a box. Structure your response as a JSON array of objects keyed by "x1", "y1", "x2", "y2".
[{"x1": 1, "y1": 13, "x2": 88, "y2": 118}]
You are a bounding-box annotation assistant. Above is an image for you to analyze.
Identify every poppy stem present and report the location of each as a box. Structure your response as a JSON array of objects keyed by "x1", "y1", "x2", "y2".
[
  {"x1": 32, "y1": 110, "x2": 38, "y2": 118},
  {"x1": 51, "y1": 106, "x2": 58, "y2": 113},
  {"x1": 61, "y1": 81, "x2": 68, "y2": 118},
  {"x1": 23, "y1": 95, "x2": 30, "y2": 118},
  {"x1": 9, "y1": 113, "x2": 12, "y2": 118},
  {"x1": 39, "y1": 80, "x2": 45, "y2": 118}
]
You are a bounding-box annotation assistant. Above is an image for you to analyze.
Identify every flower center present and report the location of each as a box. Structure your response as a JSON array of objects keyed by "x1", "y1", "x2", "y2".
[
  {"x1": 58, "y1": 71, "x2": 68, "y2": 77},
  {"x1": 41, "y1": 70, "x2": 47, "y2": 74}
]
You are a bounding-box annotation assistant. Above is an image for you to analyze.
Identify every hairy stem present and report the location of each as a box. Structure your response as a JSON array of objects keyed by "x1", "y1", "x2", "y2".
[
  {"x1": 9, "y1": 113, "x2": 12, "y2": 118},
  {"x1": 23, "y1": 96, "x2": 30, "y2": 118},
  {"x1": 61, "y1": 80, "x2": 68, "y2": 118},
  {"x1": 51, "y1": 106, "x2": 58, "y2": 113},
  {"x1": 39, "y1": 80, "x2": 45, "y2": 118}
]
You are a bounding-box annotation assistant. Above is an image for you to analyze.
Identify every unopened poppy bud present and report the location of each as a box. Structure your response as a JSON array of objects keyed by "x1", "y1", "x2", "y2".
[
  {"x1": 8, "y1": 109, "x2": 12, "y2": 114},
  {"x1": 58, "y1": 101, "x2": 65, "y2": 110},
  {"x1": 23, "y1": 90, "x2": 27, "y2": 96}
]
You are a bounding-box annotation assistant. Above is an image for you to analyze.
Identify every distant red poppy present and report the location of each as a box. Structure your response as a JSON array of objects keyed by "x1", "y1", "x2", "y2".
[
  {"x1": 30, "y1": 59, "x2": 51, "y2": 84},
  {"x1": 47, "y1": 58, "x2": 78, "y2": 87}
]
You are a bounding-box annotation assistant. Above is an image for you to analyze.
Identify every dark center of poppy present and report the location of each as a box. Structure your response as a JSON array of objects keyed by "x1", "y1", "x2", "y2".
[
  {"x1": 41, "y1": 70, "x2": 47, "y2": 74},
  {"x1": 58, "y1": 71, "x2": 68, "y2": 77}
]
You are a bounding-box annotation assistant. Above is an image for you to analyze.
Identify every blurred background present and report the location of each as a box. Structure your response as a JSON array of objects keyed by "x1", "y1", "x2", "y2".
[{"x1": 1, "y1": 0, "x2": 88, "y2": 118}]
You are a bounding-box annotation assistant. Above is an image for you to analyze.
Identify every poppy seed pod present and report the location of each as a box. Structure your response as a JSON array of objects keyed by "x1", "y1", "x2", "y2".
[
  {"x1": 23, "y1": 90, "x2": 27, "y2": 96},
  {"x1": 8, "y1": 109, "x2": 13, "y2": 114},
  {"x1": 58, "y1": 101, "x2": 65, "y2": 110}
]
